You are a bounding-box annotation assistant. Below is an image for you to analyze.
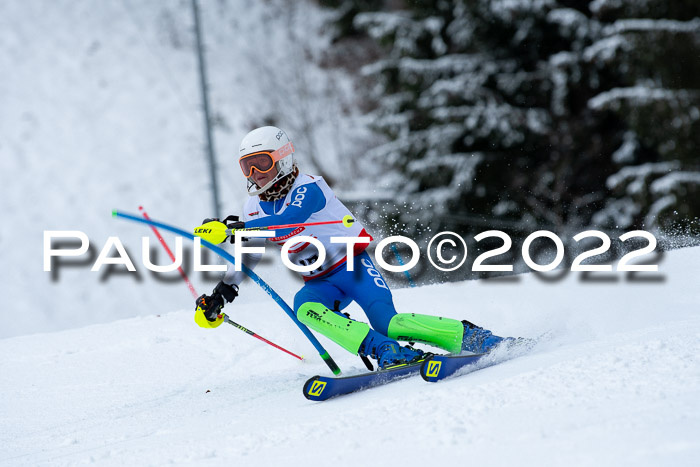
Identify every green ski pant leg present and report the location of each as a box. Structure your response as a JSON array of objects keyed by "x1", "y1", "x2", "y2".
[
  {"x1": 387, "y1": 313, "x2": 464, "y2": 354},
  {"x1": 297, "y1": 302, "x2": 370, "y2": 354}
]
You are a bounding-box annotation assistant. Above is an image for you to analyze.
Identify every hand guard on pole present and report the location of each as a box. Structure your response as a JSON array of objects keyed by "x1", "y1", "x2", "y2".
[
  {"x1": 200, "y1": 215, "x2": 245, "y2": 244},
  {"x1": 194, "y1": 281, "x2": 238, "y2": 328}
]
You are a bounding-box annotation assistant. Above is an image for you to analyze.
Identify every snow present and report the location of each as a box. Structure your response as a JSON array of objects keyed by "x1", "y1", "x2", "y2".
[
  {"x1": 0, "y1": 0, "x2": 368, "y2": 339},
  {"x1": 488, "y1": 0, "x2": 556, "y2": 22},
  {"x1": 549, "y1": 51, "x2": 577, "y2": 116},
  {"x1": 2, "y1": 246, "x2": 700, "y2": 465},
  {"x1": 612, "y1": 131, "x2": 639, "y2": 164},
  {"x1": 354, "y1": 12, "x2": 446, "y2": 57},
  {"x1": 651, "y1": 172, "x2": 700, "y2": 196},
  {"x1": 547, "y1": 8, "x2": 588, "y2": 30},
  {"x1": 574, "y1": 197, "x2": 631, "y2": 229},
  {"x1": 493, "y1": 200, "x2": 519, "y2": 217},
  {"x1": 354, "y1": 11, "x2": 413, "y2": 41},
  {"x1": 589, "y1": 0, "x2": 623, "y2": 15},
  {"x1": 3, "y1": 1, "x2": 700, "y2": 463},
  {"x1": 583, "y1": 35, "x2": 631, "y2": 63},
  {"x1": 601, "y1": 163, "x2": 700, "y2": 229},
  {"x1": 645, "y1": 194, "x2": 677, "y2": 229},
  {"x1": 547, "y1": 8, "x2": 592, "y2": 44},
  {"x1": 606, "y1": 162, "x2": 679, "y2": 192},
  {"x1": 588, "y1": 87, "x2": 700, "y2": 111},
  {"x1": 602, "y1": 18, "x2": 700, "y2": 35}
]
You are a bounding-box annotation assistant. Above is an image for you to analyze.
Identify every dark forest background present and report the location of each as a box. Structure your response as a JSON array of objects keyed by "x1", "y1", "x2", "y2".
[{"x1": 313, "y1": 0, "x2": 700, "y2": 283}]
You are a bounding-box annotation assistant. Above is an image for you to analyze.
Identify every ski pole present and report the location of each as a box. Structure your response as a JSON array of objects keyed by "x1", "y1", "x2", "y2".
[
  {"x1": 390, "y1": 244, "x2": 417, "y2": 288},
  {"x1": 195, "y1": 215, "x2": 361, "y2": 246},
  {"x1": 115, "y1": 209, "x2": 341, "y2": 375},
  {"x1": 220, "y1": 314, "x2": 303, "y2": 360},
  {"x1": 140, "y1": 206, "x2": 198, "y2": 298},
  {"x1": 138, "y1": 206, "x2": 304, "y2": 361},
  {"x1": 225, "y1": 214, "x2": 356, "y2": 235}
]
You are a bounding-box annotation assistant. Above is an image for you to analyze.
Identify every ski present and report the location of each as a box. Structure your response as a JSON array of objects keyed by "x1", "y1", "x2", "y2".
[
  {"x1": 304, "y1": 335, "x2": 546, "y2": 399},
  {"x1": 420, "y1": 335, "x2": 544, "y2": 382},
  {"x1": 303, "y1": 358, "x2": 427, "y2": 401},
  {"x1": 420, "y1": 353, "x2": 488, "y2": 382}
]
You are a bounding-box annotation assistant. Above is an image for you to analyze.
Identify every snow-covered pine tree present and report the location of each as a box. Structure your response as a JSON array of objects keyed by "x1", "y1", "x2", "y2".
[
  {"x1": 320, "y1": 0, "x2": 700, "y2": 238},
  {"x1": 587, "y1": 0, "x2": 700, "y2": 233}
]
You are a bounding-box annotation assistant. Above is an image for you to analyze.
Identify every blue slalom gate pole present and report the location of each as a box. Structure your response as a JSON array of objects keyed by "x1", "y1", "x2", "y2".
[
  {"x1": 390, "y1": 244, "x2": 417, "y2": 288},
  {"x1": 113, "y1": 210, "x2": 341, "y2": 375}
]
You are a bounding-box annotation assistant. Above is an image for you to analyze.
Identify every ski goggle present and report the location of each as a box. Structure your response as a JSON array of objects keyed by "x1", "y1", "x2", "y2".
[{"x1": 239, "y1": 142, "x2": 294, "y2": 178}]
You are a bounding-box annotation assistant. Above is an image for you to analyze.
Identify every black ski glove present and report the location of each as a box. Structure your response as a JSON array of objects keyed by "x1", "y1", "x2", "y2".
[
  {"x1": 195, "y1": 294, "x2": 224, "y2": 322},
  {"x1": 214, "y1": 280, "x2": 238, "y2": 303},
  {"x1": 201, "y1": 215, "x2": 242, "y2": 226},
  {"x1": 195, "y1": 281, "x2": 238, "y2": 322},
  {"x1": 222, "y1": 215, "x2": 246, "y2": 244}
]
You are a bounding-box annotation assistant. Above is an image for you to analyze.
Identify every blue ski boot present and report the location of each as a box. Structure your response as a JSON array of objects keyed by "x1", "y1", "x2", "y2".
[
  {"x1": 461, "y1": 320, "x2": 513, "y2": 353},
  {"x1": 358, "y1": 329, "x2": 423, "y2": 369},
  {"x1": 359, "y1": 329, "x2": 424, "y2": 369},
  {"x1": 375, "y1": 342, "x2": 424, "y2": 369}
]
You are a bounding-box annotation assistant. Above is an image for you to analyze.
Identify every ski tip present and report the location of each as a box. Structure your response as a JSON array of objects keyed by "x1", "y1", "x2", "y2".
[
  {"x1": 111, "y1": 209, "x2": 118, "y2": 218},
  {"x1": 303, "y1": 376, "x2": 327, "y2": 401}
]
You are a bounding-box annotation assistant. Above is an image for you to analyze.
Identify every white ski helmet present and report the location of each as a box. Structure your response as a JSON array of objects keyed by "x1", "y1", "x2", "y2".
[{"x1": 238, "y1": 126, "x2": 296, "y2": 196}]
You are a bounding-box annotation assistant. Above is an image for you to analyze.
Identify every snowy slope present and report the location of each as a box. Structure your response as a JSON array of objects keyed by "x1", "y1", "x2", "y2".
[
  {"x1": 0, "y1": 0, "x2": 368, "y2": 338},
  {"x1": 2, "y1": 246, "x2": 699, "y2": 466}
]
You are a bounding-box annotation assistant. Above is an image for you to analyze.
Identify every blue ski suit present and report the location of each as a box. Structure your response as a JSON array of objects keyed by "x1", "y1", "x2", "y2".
[{"x1": 223, "y1": 174, "x2": 401, "y2": 357}]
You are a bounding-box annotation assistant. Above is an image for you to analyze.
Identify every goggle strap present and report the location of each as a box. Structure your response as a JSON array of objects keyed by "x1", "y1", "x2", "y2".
[{"x1": 270, "y1": 142, "x2": 294, "y2": 162}]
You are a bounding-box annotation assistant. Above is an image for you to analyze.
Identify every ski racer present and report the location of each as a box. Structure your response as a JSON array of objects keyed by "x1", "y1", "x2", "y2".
[{"x1": 195, "y1": 126, "x2": 514, "y2": 369}]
